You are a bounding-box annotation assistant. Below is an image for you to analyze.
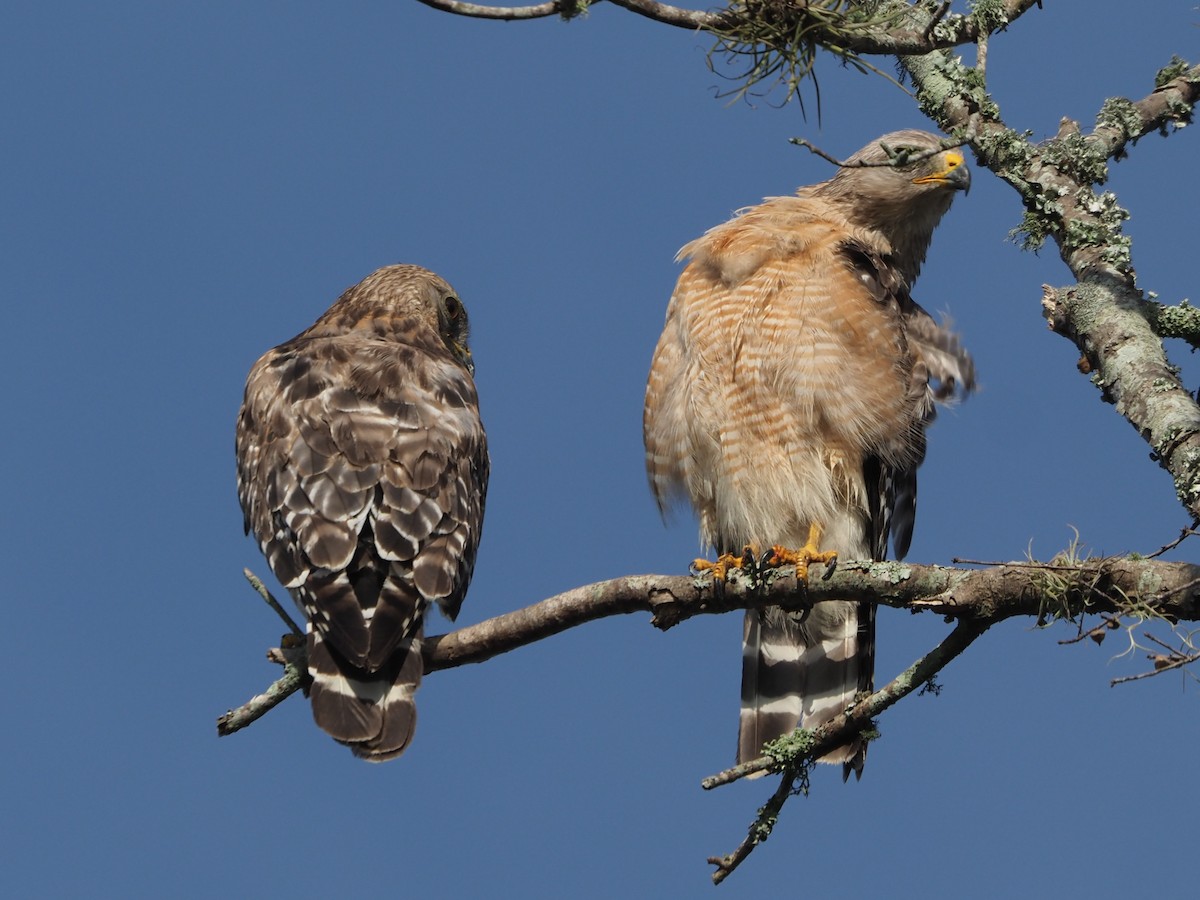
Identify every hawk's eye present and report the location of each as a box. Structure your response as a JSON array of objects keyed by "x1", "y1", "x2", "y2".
[{"x1": 444, "y1": 295, "x2": 462, "y2": 320}]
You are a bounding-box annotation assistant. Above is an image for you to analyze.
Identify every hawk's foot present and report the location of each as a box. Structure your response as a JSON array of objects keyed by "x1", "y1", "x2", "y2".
[
  {"x1": 692, "y1": 548, "x2": 752, "y2": 581},
  {"x1": 767, "y1": 524, "x2": 837, "y2": 582}
]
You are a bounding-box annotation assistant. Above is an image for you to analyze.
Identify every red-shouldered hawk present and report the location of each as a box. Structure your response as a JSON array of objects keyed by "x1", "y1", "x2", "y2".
[
  {"x1": 236, "y1": 264, "x2": 488, "y2": 761},
  {"x1": 643, "y1": 130, "x2": 973, "y2": 778}
]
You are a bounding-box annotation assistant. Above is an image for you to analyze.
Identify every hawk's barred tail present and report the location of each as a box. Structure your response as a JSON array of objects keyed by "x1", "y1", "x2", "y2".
[
  {"x1": 307, "y1": 626, "x2": 422, "y2": 762},
  {"x1": 737, "y1": 600, "x2": 874, "y2": 780},
  {"x1": 846, "y1": 598, "x2": 875, "y2": 780},
  {"x1": 738, "y1": 609, "x2": 803, "y2": 769}
]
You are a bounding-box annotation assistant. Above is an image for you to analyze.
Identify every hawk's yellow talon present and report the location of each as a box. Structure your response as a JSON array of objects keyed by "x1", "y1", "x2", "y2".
[
  {"x1": 694, "y1": 550, "x2": 746, "y2": 581},
  {"x1": 767, "y1": 524, "x2": 838, "y2": 582}
]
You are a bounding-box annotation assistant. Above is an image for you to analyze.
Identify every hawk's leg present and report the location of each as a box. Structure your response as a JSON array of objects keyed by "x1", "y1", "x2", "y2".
[{"x1": 768, "y1": 523, "x2": 838, "y2": 582}]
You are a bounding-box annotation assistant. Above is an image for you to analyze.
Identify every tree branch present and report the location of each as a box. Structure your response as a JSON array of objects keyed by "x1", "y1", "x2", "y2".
[
  {"x1": 216, "y1": 645, "x2": 306, "y2": 736},
  {"x1": 218, "y1": 553, "x2": 1200, "y2": 882},
  {"x1": 892, "y1": 21, "x2": 1200, "y2": 521},
  {"x1": 1144, "y1": 298, "x2": 1200, "y2": 350},
  {"x1": 413, "y1": 0, "x2": 725, "y2": 26},
  {"x1": 706, "y1": 617, "x2": 991, "y2": 883},
  {"x1": 217, "y1": 556, "x2": 1200, "y2": 735},
  {"x1": 703, "y1": 615, "x2": 991, "y2": 789},
  {"x1": 1110, "y1": 635, "x2": 1200, "y2": 685},
  {"x1": 412, "y1": 0, "x2": 566, "y2": 22},
  {"x1": 1039, "y1": 280, "x2": 1200, "y2": 520},
  {"x1": 241, "y1": 567, "x2": 304, "y2": 638},
  {"x1": 707, "y1": 767, "x2": 801, "y2": 886},
  {"x1": 603, "y1": 0, "x2": 720, "y2": 29},
  {"x1": 1092, "y1": 59, "x2": 1200, "y2": 160},
  {"x1": 411, "y1": 0, "x2": 1045, "y2": 50}
]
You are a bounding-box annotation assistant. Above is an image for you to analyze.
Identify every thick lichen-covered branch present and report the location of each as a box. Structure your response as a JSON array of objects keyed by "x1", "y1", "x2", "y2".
[
  {"x1": 893, "y1": 22, "x2": 1200, "y2": 519},
  {"x1": 1093, "y1": 58, "x2": 1200, "y2": 158},
  {"x1": 1145, "y1": 298, "x2": 1200, "y2": 349},
  {"x1": 1041, "y1": 282, "x2": 1200, "y2": 516}
]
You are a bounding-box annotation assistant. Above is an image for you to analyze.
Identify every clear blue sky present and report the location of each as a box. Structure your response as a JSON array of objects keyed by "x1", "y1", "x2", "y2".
[{"x1": 4, "y1": 2, "x2": 1197, "y2": 897}]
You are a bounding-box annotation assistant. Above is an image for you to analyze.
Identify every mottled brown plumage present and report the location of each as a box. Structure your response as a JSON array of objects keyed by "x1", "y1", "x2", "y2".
[
  {"x1": 236, "y1": 264, "x2": 488, "y2": 760},
  {"x1": 643, "y1": 130, "x2": 973, "y2": 778}
]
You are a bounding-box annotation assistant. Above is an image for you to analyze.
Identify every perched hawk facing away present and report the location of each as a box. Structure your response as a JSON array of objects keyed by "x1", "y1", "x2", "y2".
[
  {"x1": 643, "y1": 130, "x2": 974, "y2": 778},
  {"x1": 236, "y1": 264, "x2": 488, "y2": 761}
]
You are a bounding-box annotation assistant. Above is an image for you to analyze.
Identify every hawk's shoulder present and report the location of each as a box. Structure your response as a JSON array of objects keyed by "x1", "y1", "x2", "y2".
[{"x1": 676, "y1": 194, "x2": 893, "y2": 291}]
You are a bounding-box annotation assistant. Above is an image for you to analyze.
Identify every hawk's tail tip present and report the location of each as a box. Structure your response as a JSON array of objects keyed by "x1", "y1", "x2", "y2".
[{"x1": 308, "y1": 631, "x2": 422, "y2": 762}]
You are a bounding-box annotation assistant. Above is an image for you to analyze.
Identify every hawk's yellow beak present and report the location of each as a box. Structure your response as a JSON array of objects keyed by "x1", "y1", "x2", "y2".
[{"x1": 913, "y1": 149, "x2": 970, "y2": 192}]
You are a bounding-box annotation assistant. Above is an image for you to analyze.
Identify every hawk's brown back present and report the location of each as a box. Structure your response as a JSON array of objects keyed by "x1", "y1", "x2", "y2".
[{"x1": 236, "y1": 264, "x2": 488, "y2": 760}]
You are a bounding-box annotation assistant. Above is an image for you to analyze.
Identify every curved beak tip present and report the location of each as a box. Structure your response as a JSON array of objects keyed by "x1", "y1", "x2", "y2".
[{"x1": 953, "y1": 165, "x2": 971, "y2": 194}]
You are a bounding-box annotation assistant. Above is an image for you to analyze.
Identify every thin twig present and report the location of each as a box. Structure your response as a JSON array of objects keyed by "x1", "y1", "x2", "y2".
[
  {"x1": 702, "y1": 754, "x2": 774, "y2": 790},
  {"x1": 703, "y1": 618, "x2": 992, "y2": 881},
  {"x1": 788, "y1": 135, "x2": 965, "y2": 170},
  {"x1": 1154, "y1": 574, "x2": 1200, "y2": 602},
  {"x1": 1145, "y1": 523, "x2": 1200, "y2": 559},
  {"x1": 950, "y1": 558, "x2": 1095, "y2": 572},
  {"x1": 922, "y1": 1, "x2": 951, "y2": 42},
  {"x1": 216, "y1": 648, "x2": 306, "y2": 736},
  {"x1": 1110, "y1": 649, "x2": 1200, "y2": 685},
  {"x1": 1143, "y1": 632, "x2": 1183, "y2": 655},
  {"x1": 243, "y1": 568, "x2": 303, "y2": 638},
  {"x1": 704, "y1": 618, "x2": 991, "y2": 787},
  {"x1": 707, "y1": 771, "x2": 798, "y2": 886},
  {"x1": 1107, "y1": 628, "x2": 1200, "y2": 685},
  {"x1": 1057, "y1": 613, "x2": 1120, "y2": 645}
]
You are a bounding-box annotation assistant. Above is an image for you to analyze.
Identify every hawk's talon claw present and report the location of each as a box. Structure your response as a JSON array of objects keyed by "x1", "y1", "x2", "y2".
[{"x1": 821, "y1": 555, "x2": 838, "y2": 580}]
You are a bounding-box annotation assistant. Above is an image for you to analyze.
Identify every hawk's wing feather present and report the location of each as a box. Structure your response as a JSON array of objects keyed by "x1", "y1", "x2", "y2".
[
  {"x1": 891, "y1": 303, "x2": 976, "y2": 559},
  {"x1": 239, "y1": 333, "x2": 486, "y2": 666},
  {"x1": 905, "y1": 302, "x2": 977, "y2": 403}
]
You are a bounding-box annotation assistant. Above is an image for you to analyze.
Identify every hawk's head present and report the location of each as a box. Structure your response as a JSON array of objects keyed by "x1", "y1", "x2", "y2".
[
  {"x1": 819, "y1": 129, "x2": 970, "y2": 283},
  {"x1": 325, "y1": 264, "x2": 476, "y2": 374},
  {"x1": 834, "y1": 129, "x2": 970, "y2": 207}
]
